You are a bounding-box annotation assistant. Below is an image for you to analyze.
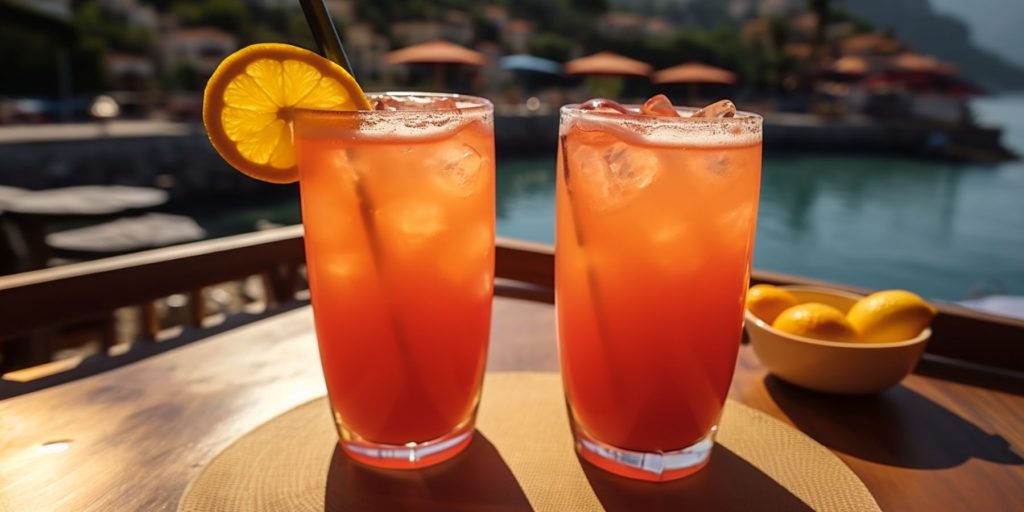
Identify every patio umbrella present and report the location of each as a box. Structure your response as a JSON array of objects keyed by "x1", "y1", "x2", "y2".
[
  {"x1": 385, "y1": 40, "x2": 486, "y2": 66},
  {"x1": 839, "y1": 33, "x2": 903, "y2": 56},
  {"x1": 867, "y1": 53, "x2": 979, "y2": 96},
  {"x1": 889, "y1": 53, "x2": 956, "y2": 76},
  {"x1": 385, "y1": 40, "x2": 486, "y2": 90},
  {"x1": 816, "y1": 56, "x2": 871, "y2": 84},
  {"x1": 500, "y1": 54, "x2": 561, "y2": 75},
  {"x1": 831, "y1": 56, "x2": 869, "y2": 76},
  {"x1": 862, "y1": 72, "x2": 983, "y2": 97},
  {"x1": 564, "y1": 52, "x2": 652, "y2": 77},
  {"x1": 500, "y1": 55, "x2": 562, "y2": 96},
  {"x1": 653, "y1": 62, "x2": 736, "y2": 102},
  {"x1": 653, "y1": 62, "x2": 737, "y2": 85}
]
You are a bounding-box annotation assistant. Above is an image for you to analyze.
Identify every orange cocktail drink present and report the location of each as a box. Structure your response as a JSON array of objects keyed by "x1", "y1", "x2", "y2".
[
  {"x1": 293, "y1": 93, "x2": 494, "y2": 469},
  {"x1": 556, "y1": 100, "x2": 762, "y2": 481}
]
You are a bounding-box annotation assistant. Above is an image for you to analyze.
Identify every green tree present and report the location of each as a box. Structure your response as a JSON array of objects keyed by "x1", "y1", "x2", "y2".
[
  {"x1": 529, "y1": 33, "x2": 572, "y2": 62},
  {"x1": 162, "y1": 61, "x2": 199, "y2": 91},
  {"x1": 0, "y1": 26, "x2": 66, "y2": 96},
  {"x1": 0, "y1": 1, "x2": 113, "y2": 97},
  {"x1": 175, "y1": 0, "x2": 251, "y2": 35},
  {"x1": 809, "y1": 0, "x2": 830, "y2": 58}
]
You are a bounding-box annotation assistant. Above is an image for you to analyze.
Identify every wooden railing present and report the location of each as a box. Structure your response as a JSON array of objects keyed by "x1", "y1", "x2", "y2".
[{"x1": 1, "y1": 225, "x2": 1022, "y2": 396}]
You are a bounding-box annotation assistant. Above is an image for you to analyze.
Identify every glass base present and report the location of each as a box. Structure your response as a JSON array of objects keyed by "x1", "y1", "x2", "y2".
[
  {"x1": 337, "y1": 420, "x2": 475, "y2": 470},
  {"x1": 574, "y1": 421, "x2": 717, "y2": 482}
]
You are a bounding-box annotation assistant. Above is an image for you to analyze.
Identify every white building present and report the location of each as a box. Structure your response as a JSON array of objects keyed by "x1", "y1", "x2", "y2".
[
  {"x1": 344, "y1": 22, "x2": 389, "y2": 79},
  {"x1": 161, "y1": 27, "x2": 238, "y2": 75}
]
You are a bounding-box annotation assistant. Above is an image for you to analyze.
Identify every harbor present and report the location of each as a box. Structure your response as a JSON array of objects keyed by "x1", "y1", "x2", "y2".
[
  {"x1": 0, "y1": 106, "x2": 1015, "y2": 194},
  {"x1": 1, "y1": 96, "x2": 1022, "y2": 302}
]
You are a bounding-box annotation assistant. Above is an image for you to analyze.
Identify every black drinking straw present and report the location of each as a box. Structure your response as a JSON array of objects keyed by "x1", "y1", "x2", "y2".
[
  {"x1": 295, "y1": 0, "x2": 402, "y2": 344},
  {"x1": 297, "y1": 0, "x2": 449, "y2": 428},
  {"x1": 298, "y1": 0, "x2": 356, "y2": 76}
]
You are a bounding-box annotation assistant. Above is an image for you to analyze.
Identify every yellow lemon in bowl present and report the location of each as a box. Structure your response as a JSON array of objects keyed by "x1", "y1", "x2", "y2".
[
  {"x1": 772, "y1": 303, "x2": 859, "y2": 343},
  {"x1": 746, "y1": 284, "x2": 800, "y2": 324},
  {"x1": 847, "y1": 290, "x2": 937, "y2": 343}
]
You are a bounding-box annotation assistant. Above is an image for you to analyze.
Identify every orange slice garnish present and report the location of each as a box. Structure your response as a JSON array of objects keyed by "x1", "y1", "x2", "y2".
[{"x1": 202, "y1": 43, "x2": 371, "y2": 183}]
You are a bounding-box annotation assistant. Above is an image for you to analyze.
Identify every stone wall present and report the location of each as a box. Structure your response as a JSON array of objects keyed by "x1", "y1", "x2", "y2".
[{"x1": 0, "y1": 128, "x2": 274, "y2": 198}]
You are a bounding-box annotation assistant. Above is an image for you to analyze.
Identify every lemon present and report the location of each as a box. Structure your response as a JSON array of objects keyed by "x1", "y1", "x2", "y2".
[
  {"x1": 746, "y1": 284, "x2": 800, "y2": 324},
  {"x1": 202, "y1": 43, "x2": 371, "y2": 183},
  {"x1": 772, "y1": 303, "x2": 859, "y2": 343},
  {"x1": 846, "y1": 290, "x2": 937, "y2": 343}
]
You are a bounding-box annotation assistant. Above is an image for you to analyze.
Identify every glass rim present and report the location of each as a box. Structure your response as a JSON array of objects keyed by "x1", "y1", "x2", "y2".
[
  {"x1": 294, "y1": 91, "x2": 493, "y2": 118},
  {"x1": 560, "y1": 103, "x2": 763, "y2": 124},
  {"x1": 559, "y1": 102, "x2": 762, "y2": 145}
]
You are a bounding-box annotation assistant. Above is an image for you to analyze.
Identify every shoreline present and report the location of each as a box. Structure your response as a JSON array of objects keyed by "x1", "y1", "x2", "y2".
[
  {"x1": 493, "y1": 112, "x2": 1016, "y2": 162},
  {"x1": 0, "y1": 114, "x2": 1015, "y2": 195}
]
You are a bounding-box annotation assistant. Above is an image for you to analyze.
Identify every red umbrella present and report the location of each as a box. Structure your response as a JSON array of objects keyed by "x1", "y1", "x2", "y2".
[
  {"x1": 861, "y1": 72, "x2": 983, "y2": 96},
  {"x1": 564, "y1": 52, "x2": 652, "y2": 77}
]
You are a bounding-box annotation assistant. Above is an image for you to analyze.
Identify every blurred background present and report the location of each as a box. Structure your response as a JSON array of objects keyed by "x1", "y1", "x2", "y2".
[{"x1": 1, "y1": 0, "x2": 1022, "y2": 317}]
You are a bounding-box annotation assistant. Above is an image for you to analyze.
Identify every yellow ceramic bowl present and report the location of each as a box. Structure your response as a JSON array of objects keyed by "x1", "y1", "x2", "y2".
[{"x1": 745, "y1": 286, "x2": 931, "y2": 394}]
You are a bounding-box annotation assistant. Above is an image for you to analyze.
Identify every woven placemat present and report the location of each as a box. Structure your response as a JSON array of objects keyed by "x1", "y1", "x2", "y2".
[{"x1": 179, "y1": 372, "x2": 879, "y2": 512}]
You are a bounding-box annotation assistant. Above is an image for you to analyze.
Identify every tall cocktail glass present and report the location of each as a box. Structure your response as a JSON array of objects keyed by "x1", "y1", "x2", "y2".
[
  {"x1": 293, "y1": 93, "x2": 494, "y2": 469},
  {"x1": 556, "y1": 102, "x2": 763, "y2": 481}
]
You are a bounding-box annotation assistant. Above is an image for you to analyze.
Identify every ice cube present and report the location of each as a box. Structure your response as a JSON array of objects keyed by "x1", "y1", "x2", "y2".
[
  {"x1": 374, "y1": 96, "x2": 402, "y2": 111},
  {"x1": 437, "y1": 223, "x2": 493, "y2": 298},
  {"x1": 647, "y1": 221, "x2": 702, "y2": 273},
  {"x1": 579, "y1": 98, "x2": 633, "y2": 115},
  {"x1": 692, "y1": 99, "x2": 736, "y2": 118},
  {"x1": 430, "y1": 143, "x2": 486, "y2": 198},
  {"x1": 374, "y1": 202, "x2": 445, "y2": 249},
  {"x1": 575, "y1": 141, "x2": 660, "y2": 209},
  {"x1": 325, "y1": 253, "x2": 362, "y2": 279},
  {"x1": 705, "y1": 154, "x2": 729, "y2": 176},
  {"x1": 640, "y1": 94, "x2": 681, "y2": 117},
  {"x1": 373, "y1": 95, "x2": 457, "y2": 111}
]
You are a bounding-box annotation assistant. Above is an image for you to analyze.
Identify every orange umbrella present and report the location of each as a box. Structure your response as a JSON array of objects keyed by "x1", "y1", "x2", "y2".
[
  {"x1": 564, "y1": 52, "x2": 652, "y2": 77},
  {"x1": 653, "y1": 62, "x2": 736, "y2": 85},
  {"x1": 831, "y1": 56, "x2": 869, "y2": 75},
  {"x1": 890, "y1": 52, "x2": 956, "y2": 75},
  {"x1": 839, "y1": 33, "x2": 903, "y2": 56},
  {"x1": 385, "y1": 40, "x2": 486, "y2": 66}
]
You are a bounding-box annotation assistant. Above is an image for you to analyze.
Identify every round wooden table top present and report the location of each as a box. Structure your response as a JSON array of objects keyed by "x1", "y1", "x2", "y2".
[{"x1": 0, "y1": 297, "x2": 1021, "y2": 511}]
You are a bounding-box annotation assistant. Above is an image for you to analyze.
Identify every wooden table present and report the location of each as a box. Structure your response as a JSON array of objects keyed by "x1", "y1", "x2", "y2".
[{"x1": 0, "y1": 298, "x2": 1021, "y2": 511}]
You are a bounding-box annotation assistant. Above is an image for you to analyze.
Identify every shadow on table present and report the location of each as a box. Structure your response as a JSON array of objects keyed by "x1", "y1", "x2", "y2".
[
  {"x1": 765, "y1": 375, "x2": 1024, "y2": 469},
  {"x1": 324, "y1": 432, "x2": 533, "y2": 512},
  {"x1": 581, "y1": 445, "x2": 814, "y2": 512}
]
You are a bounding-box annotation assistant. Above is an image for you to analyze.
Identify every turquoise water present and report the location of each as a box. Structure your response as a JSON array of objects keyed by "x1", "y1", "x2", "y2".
[{"x1": 497, "y1": 96, "x2": 1024, "y2": 302}]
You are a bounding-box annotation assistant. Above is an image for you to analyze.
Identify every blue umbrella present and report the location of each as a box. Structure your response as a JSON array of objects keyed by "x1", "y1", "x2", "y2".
[{"x1": 500, "y1": 55, "x2": 561, "y2": 75}]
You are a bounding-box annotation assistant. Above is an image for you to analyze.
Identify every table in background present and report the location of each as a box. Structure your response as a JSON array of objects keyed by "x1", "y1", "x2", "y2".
[{"x1": 0, "y1": 185, "x2": 168, "y2": 270}]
